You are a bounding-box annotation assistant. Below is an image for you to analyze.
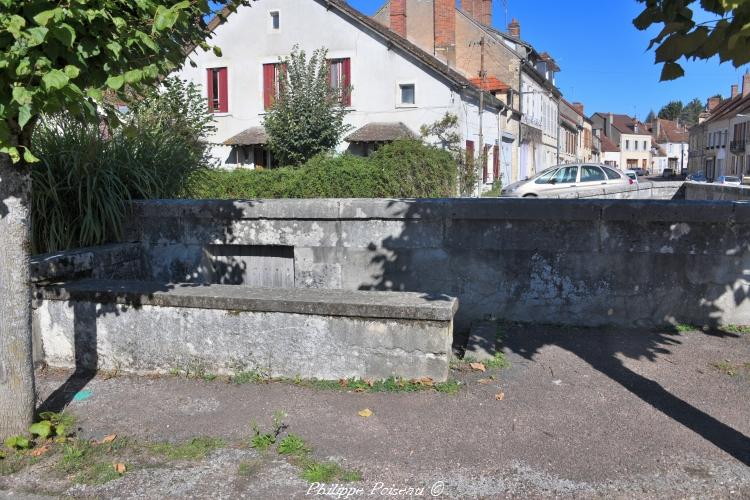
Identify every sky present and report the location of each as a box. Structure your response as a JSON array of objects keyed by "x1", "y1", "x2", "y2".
[{"x1": 348, "y1": 0, "x2": 749, "y2": 120}]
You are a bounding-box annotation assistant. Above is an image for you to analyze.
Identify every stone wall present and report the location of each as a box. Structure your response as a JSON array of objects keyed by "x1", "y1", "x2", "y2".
[
  {"x1": 35, "y1": 280, "x2": 455, "y2": 381},
  {"x1": 123, "y1": 198, "x2": 750, "y2": 329},
  {"x1": 30, "y1": 243, "x2": 146, "y2": 283},
  {"x1": 684, "y1": 182, "x2": 750, "y2": 201}
]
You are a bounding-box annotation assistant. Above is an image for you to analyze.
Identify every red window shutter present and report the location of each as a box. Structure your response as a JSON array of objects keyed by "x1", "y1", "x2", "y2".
[
  {"x1": 206, "y1": 69, "x2": 215, "y2": 112},
  {"x1": 342, "y1": 58, "x2": 351, "y2": 106},
  {"x1": 263, "y1": 63, "x2": 275, "y2": 110},
  {"x1": 465, "y1": 140, "x2": 474, "y2": 166},
  {"x1": 483, "y1": 144, "x2": 490, "y2": 183},
  {"x1": 493, "y1": 144, "x2": 500, "y2": 180},
  {"x1": 218, "y1": 67, "x2": 228, "y2": 113}
]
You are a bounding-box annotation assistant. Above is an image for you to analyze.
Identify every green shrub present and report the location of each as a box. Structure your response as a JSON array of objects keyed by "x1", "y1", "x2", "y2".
[
  {"x1": 187, "y1": 140, "x2": 456, "y2": 200},
  {"x1": 31, "y1": 78, "x2": 213, "y2": 254}
]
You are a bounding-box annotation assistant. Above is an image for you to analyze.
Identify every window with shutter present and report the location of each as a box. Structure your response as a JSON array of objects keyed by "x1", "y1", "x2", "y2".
[
  {"x1": 328, "y1": 58, "x2": 351, "y2": 106},
  {"x1": 206, "y1": 67, "x2": 228, "y2": 113},
  {"x1": 493, "y1": 144, "x2": 500, "y2": 180},
  {"x1": 263, "y1": 63, "x2": 286, "y2": 110}
]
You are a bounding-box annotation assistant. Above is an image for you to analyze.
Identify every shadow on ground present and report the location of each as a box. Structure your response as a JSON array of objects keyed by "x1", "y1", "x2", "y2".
[{"x1": 502, "y1": 324, "x2": 750, "y2": 466}]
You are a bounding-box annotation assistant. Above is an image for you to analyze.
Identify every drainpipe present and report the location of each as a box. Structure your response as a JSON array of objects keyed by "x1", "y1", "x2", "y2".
[{"x1": 556, "y1": 96, "x2": 560, "y2": 164}]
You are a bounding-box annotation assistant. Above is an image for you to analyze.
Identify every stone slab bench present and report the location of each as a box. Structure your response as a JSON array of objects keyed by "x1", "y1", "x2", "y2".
[{"x1": 34, "y1": 280, "x2": 457, "y2": 381}]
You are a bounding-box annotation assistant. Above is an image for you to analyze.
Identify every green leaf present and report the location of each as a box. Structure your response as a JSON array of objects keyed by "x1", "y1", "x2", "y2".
[
  {"x1": 0, "y1": 147, "x2": 21, "y2": 163},
  {"x1": 29, "y1": 421, "x2": 52, "y2": 439},
  {"x1": 12, "y1": 86, "x2": 33, "y2": 105},
  {"x1": 86, "y1": 87, "x2": 104, "y2": 101},
  {"x1": 4, "y1": 436, "x2": 30, "y2": 450},
  {"x1": 105, "y1": 74, "x2": 125, "y2": 90},
  {"x1": 51, "y1": 23, "x2": 76, "y2": 47},
  {"x1": 33, "y1": 8, "x2": 61, "y2": 26},
  {"x1": 213, "y1": 46, "x2": 223, "y2": 57},
  {"x1": 153, "y1": 6, "x2": 179, "y2": 32},
  {"x1": 123, "y1": 68, "x2": 143, "y2": 84},
  {"x1": 26, "y1": 27, "x2": 49, "y2": 47},
  {"x1": 42, "y1": 69, "x2": 70, "y2": 90},
  {"x1": 63, "y1": 65, "x2": 80, "y2": 79},
  {"x1": 15, "y1": 58, "x2": 32, "y2": 77},
  {"x1": 660, "y1": 61, "x2": 685, "y2": 81},
  {"x1": 18, "y1": 105, "x2": 32, "y2": 128},
  {"x1": 106, "y1": 41, "x2": 122, "y2": 58}
]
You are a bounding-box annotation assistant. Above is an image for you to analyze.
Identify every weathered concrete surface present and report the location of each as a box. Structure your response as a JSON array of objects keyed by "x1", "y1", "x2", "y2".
[
  {"x1": 124, "y1": 198, "x2": 750, "y2": 329},
  {"x1": 35, "y1": 280, "x2": 455, "y2": 381},
  {"x1": 4, "y1": 325, "x2": 747, "y2": 498},
  {"x1": 685, "y1": 181, "x2": 750, "y2": 201},
  {"x1": 30, "y1": 243, "x2": 145, "y2": 283}
]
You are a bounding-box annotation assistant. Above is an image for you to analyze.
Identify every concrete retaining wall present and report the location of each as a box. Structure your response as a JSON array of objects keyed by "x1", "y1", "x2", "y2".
[
  {"x1": 34, "y1": 280, "x2": 456, "y2": 381},
  {"x1": 684, "y1": 182, "x2": 750, "y2": 201},
  {"x1": 123, "y1": 198, "x2": 750, "y2": 329},
  {"x1": 30, "y1": 243, "x2": 146, "y2": 283}
]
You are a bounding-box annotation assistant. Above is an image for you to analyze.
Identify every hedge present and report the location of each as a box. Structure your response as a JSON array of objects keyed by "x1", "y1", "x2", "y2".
[{"x1": 185, "y1": 140, "x2": 457, "y2": 199}]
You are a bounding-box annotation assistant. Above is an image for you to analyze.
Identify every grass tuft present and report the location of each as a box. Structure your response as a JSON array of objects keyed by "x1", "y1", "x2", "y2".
[
  {"x1": 298, "y1": 458, "x2": 361, "y2": 483},
  {"x1": 277, "y1": 434, "x2": 309, "y2": 455}
]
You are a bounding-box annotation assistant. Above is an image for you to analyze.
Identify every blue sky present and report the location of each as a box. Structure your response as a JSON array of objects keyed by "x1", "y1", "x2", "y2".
[{"x1": 348, "y1": 0, "x2": 749, "y2": 119}]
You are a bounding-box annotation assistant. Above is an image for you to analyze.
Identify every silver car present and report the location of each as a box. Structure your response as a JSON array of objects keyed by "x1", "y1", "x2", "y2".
[{"x1": 500, "y1": 164, "x2": 633, "y2": 198}]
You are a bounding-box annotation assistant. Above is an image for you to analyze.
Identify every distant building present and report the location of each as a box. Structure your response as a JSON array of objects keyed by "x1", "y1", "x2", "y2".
[
  {"x1": 373, "y1": 0, "x2": 561, "y2": 184},
  {"x1": 591, "y1": 113, "x2": 651, "y2": 172},
  {"x1": 647, "y1": 118, "x2": 688, "y2": 175},
  {"x1": 688, "y1": 72, "x2": 750, "y2": 179},
  {"x1": 175, "y1": 0, "x2": 504, "y2": 171}
]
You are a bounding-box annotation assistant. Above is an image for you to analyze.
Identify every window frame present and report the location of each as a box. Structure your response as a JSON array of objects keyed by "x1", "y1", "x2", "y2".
[
  {"x1": 268, "y1": 10, "x2": 281, "y2": 32},
  {"x1": 397, "y1": 82, "x2": 416, "y2": 107},
  {"x1": 206, "y1": 67, "x2": 228, "y2": 114}
]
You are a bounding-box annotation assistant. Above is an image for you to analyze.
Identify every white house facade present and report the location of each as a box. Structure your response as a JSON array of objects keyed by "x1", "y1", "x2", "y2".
[{"x1": 175, "y1": 0, "x2": 505, "y2": 176}]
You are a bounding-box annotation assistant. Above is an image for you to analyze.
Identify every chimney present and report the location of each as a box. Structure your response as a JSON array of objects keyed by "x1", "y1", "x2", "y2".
[
  {"x1": 707, "y1": 96, "x2": 721, "y2": 112},
  {"x1": 606, "y1": 112, "x2": 613, "y2": 139},
  {"x1": 480, "y1": 0, "x2": 492, "y2": 25},
  {"x1": 508, "y1": 18, "x2": 520, "y2": 38},
  {"x1": 390, "y1": 0, "x2": 406, "y2": 37},
  {"x1": 731, "y1": 84, "x2": 739, "y2": 99},
  {"x1": 434, "y1": 0, "x2": 456, "y2": 66},
  {"x1": 656, "y1": 120, "x2": 661, "y2": 141},
  {"x1": 463, "y1": 0, "x2": 475, "y2": 18},
  {"x1": 743, "y1": 71, "x2": 750, "y2": 98},
  {"x1": 572, "y1": 102, "x2": 584, "y2": 116}
]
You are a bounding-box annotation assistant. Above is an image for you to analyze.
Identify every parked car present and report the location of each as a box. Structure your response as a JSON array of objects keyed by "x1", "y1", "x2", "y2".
[
  {"x1": 624, "y1": 170, "x2": 639, "y2": 184},
  {"x1": 686, "y1": 172, "x2": 708, "y2": 183},
  {"x1": 716, "y1": 175, "x2": 742, "y2": 186},
  {"x1": 633, "y1": 167, "x2": 649, "y2": 176},
  {"x1": 500, "y1": 164, "x2": 633, "y2": 198},
  {"x1": 662, "y1": 168, "x2": 675, "y2": 179}
]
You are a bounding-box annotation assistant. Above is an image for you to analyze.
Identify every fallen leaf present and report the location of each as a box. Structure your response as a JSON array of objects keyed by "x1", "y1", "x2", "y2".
[
  {"x1": 358, "y1": 408, "x2": 373, "y2": 418},
  {"x1": 364, "y1": 378, "x2": 375, "y2": 387},
  {"x1": 354, "y1": 386, "x2": 366, "y2": 393},
  {"x1": 113, "y1": 463, "x2": 126, "y2": 474},
  {"x1": 477, "y1": 378, "x2": 494, "y2": 384},
  {"x1": 469, "y1": 362, "x2": 486, "y2": 372},
  {"x1": 338, "y1": 378, "x2": 348, "y2": 388},
  {"x1": 416, "y1": 376, "x2": 434, "y2": 386},
  {"x1": 101, "y1": 434, "x2": 117, "y2": 444},
  {"x1": 495, "y1": 391, "x2": 505, "y2": 401},
  {"x1": 30, "y1": 445, "x2": 50, "y2": 457}
]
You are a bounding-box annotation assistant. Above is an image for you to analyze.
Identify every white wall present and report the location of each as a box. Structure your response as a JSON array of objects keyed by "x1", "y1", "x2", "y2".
[
  {"x1": 520, "y1": 72, "x2": 558, "y2": 173},
  {"x1": 175, "y1": 0, "x2": 499, "y2": 169}
]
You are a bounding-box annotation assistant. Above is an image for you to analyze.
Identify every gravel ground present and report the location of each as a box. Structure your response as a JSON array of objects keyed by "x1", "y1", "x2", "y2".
[{"x1": 1, "y1": 325, "x2": 749, "y2": 499}]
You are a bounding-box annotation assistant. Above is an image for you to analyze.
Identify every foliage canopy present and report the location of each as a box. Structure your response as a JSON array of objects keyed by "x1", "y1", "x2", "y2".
[
  {"x1": 0, "y1": 0, "x2": 249, "y2": 162},
  {"x1": 634, "y1": 0, "x2": 750, "y2": 80}
]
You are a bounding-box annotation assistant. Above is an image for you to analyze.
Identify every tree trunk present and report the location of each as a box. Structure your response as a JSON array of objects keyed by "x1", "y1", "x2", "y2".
[{"x1": 0, "y1": 147, "x2": 35, "y2": 438}]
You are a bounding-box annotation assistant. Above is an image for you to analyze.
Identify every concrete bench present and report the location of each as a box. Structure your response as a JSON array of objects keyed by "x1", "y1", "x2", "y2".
[{"x1": 34, "y1": 280, "x2": 457, "y2": 381}]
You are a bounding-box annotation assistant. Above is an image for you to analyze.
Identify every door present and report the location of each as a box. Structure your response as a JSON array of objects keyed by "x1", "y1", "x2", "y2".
[
  {"x1": 579, "y1": 165, "x2": 608, "y2": 187},
  {"x1": 501, "y1": 141, "x2": 512, "y2": 185},
  {"x1": 538, "y1": 165, "x2": 578, "y2": 195}
]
